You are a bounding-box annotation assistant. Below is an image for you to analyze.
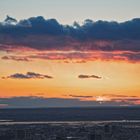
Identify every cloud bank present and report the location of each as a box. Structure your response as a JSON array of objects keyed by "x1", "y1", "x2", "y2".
[
  {"x1": 0, "y1": 16, "x2": 140, "y2": 63},
  {"x1": 0, "y1": 16, "x2": 140, "y2": 40},
  {"x1": 0, "y1": 16, "x2": 140, "y2": 52},
  {"x1": 0, "y1": 94, "x2": 140, "y2": 108}
]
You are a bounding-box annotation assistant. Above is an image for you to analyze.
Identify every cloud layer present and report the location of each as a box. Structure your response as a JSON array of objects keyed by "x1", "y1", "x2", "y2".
[
  {"x1": 0, "y1": 16, "x2": 140, "y2": 52},
  {"x1": 0, "y1": 95, "x2": 140, "y2": 108},
  {"x1": 0, "y1": 93, "x2": 140, "y2": 108},
  {"x1": 0, "y1": 16, "x2": 140, "y2": 40},
  {"x1": 1, "y1": 50, "x2": 140, "y2": 63},
  {"x1": 0, "y1": 16, "x2": 140, "y2": 63}
]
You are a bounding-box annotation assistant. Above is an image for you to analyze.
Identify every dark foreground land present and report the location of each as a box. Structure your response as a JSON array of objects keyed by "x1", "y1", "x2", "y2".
[
  {"x1": 0, "y1": 107, "x2": 140, "y2": 139},
  {"x1": 0, "y1": 121, "x2": 140, "y2": 140},
  {"x1": 0, "y1": 107, "x2": 140, "y2": 121}
]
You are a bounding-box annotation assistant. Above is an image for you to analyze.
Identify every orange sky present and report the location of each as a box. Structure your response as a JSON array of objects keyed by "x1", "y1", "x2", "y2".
[
  {"x1": 0, "y1": 51, "x2": 140, "y2": 103},
  {"x1": 0, "y1": 0, "x2": 140, "y2": 107}
]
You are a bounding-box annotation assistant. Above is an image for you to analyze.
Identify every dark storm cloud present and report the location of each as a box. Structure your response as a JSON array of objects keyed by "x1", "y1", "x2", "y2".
[
  {"x1": 78, "y1": 74, "x2": 102, "y2": 79},
  {"x1": 0, "y1": 16, "x2": 140, "y2": 51},
  {"x1": 0, "y1": 96, "x2": 137, "y2": 108},
  {"x1": 2, "y1": 72, "x2": 53, "y2": 79}
]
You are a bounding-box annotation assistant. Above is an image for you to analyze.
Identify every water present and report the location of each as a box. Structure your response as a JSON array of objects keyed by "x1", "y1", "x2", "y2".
[{"x1": 0, "y1": 107, "x2": 140, "y2": 122}]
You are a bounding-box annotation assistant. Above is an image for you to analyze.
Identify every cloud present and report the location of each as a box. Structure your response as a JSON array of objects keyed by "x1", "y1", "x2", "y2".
[
  {"x1": 1, "y1": 50, "x2": 140, "y2": 63},
  {"x1": 0, "y1": 16, "x2": 140, "y2": 52},
  {"x1": 98, "y1": 94, "x2": 140, "y2": 105},
  {"x1": 2, "y1": 72, "x2": 53, "y2": 79},
  {"x1": 110, "y1": 98, "x2": 140, "y2": 105},
  {"x1": 68, "y1": 94, "x2": 93, "y2": 98},
  {"x1": 0, "y1": 96, "x2": 138, "y2": 108},
  {"x1": 3, "y1": 15, "x2": 17, "y2": 25},
  {"x1": 1, "y1": 55, "x2": 30, "y2": 61},
  {"x1": 66, "y1": 94, "x2": 140, "y2": 105},
  {"x1": 78, "y1": 74, "x2": 102, "y2": 79},
  {"x1": 0, "y1": 16, "x2": 140, "y2": 40},
  {"x1": 0, "y1": 16, "x2": 140, "y2": 63},
  {"x1": 102, "y1": 94, "x2": 138, "y2": 98}
]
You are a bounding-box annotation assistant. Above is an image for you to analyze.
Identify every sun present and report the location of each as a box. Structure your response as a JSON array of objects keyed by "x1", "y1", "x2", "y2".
[{"x1": 96, "y1": 96, "x2": 104, "y2": 102}]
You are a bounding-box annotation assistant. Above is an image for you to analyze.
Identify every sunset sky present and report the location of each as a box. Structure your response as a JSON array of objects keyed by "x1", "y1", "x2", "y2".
[{"x1": 0, "y1": 0, "x2": 140, "y2": 107}]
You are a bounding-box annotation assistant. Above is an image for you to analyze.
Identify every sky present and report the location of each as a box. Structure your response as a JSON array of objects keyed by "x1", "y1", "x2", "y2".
[
  {"x1": 0, "y1": 0, "x2": 140, "y2": 24},
  {"x1": 0, "y1": 0, "x2": 140, "y2": 108}
]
